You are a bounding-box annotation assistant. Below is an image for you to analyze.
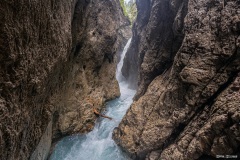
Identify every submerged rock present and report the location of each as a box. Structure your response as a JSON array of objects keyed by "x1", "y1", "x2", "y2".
[
  {"x1": 114, "y1": 0, "x2": 240, "y2": 159},
  {"x1": 0, "y1": 0, "x2": 130, "y2": 159}
]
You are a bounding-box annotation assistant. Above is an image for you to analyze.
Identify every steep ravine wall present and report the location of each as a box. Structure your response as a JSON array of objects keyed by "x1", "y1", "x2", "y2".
[
  {"x1": 0, "y1": 0, "x2": 130, "y2": 159},
  {"x1": 114, "y1": 0, "x2": 240, "y2": 159}
]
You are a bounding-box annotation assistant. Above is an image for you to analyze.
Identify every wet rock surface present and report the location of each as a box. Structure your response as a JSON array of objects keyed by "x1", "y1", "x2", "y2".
[
  {"x1": 0, "y1": 0, "x2": 130, "y2": 159},
  {"x1": 114, "y1": 0, "x2": 240, "y2": 159}
]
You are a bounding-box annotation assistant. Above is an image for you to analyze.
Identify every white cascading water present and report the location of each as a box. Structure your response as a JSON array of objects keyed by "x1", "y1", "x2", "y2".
[
  {"x1": 116, "y1": 38, "x2": 132, "y2": 81},
  {"x1": 49, "y1": 38, "x2": 135, "y2": 160}
]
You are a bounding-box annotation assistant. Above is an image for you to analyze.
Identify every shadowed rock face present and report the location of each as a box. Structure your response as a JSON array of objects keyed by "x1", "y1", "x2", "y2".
[
  {"x1": 121, "y1": 0, "x2": 151, "y2": 90},
  {"x1": 0, "y1": 0, "x2": 130, "y2": 159},
  {"x1": 113, "y1": 0, "x2": 240, "y2": 159},
  {"x1": 122, "y1": 0, "x2": 187, "y2": 93}
]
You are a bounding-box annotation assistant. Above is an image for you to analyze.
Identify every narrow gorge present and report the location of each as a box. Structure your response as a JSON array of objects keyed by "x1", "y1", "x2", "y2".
[{"x1": 0, "y1": 0, "x2": 239, "y2": 160}]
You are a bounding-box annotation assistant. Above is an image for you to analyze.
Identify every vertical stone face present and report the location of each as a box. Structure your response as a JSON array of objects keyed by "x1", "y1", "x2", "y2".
[
  {"x1": 0, "y1": 0, "x2": 130, "y2": 159},
  {"x1": 114, "y1": 0, "x2": 240, "y2": 159},
  {"x1": 122, "y1": 0, "x2": 187, "y2": 94},
  {"x1": 0, "y1": 1, "x2": 73, "y2": 159},
  {"x1": 121, "y1": 0, "x2": 151, "y2": 90}
]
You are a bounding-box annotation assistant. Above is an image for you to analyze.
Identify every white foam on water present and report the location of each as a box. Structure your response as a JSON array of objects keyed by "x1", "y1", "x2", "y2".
[{"x1": 50, "y1": 38, "x2": 135, "y2": 160}]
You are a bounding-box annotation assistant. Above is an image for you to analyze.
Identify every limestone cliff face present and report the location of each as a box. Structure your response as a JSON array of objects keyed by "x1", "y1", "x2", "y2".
[
  {"x1": 114, "y1": 0, "x2": 240, "y2": 159},
  {"x1": 53, "y1": 0, "x2": 131, "y2": 140},
  {"x1": 0, "y1": 0, "x2": 130, "y2": 159}
]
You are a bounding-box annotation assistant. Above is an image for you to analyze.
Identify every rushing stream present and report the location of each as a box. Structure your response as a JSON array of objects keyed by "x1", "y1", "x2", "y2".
[{"x1": 49, "y1": 39, "x2": 135, "y2": 160}]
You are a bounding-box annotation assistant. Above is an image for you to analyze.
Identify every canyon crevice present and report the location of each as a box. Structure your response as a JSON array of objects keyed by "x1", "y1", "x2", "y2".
[
  {"x1": 0, "y1": 0, "x2": 130, "y2": 159},
  {"x1": 114, "y1": 0, "x2": 240, "y2": 159},
  {"x1": 1, "y1": 0, "x2": 240, "y2": 159}
]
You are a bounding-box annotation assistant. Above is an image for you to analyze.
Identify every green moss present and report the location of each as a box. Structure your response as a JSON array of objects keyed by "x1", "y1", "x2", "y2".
[
  {"x1": 119, "y1": 0, "x2": 128, "y2": 17},
  {"x1": 119, "y1": 0, "x2": 137, "y2": 24}
]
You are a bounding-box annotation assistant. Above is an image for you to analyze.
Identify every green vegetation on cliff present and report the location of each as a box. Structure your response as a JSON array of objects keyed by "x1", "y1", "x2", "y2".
[
  {"x1": 119, "y1": 0, "x2": 137, "y2": 23},
  {"x1": 119, "y1": 0, "x2": 128, "y2": 17}
]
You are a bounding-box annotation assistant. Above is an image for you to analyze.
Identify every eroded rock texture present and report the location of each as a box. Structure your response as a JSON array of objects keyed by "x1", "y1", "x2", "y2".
[
  {"x1": 53, "y1": 0, "x2": 131, "y2": 139},
  {"x1": 0, "y1": 0, "x2": 130, "y2": 159},
  {"x1": 114, "y1": 0, "x2": 240, "y2": 159}
]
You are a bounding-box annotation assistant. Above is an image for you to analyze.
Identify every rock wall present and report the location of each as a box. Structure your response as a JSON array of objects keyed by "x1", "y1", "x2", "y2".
[
  {"x1": 121, "y1": 0, "x2": 151, "y2": 89},
  {"x1": 52, "y1": 0, "x2": 131, "y2": 140},
  {"x1": 114, "y1": 0, "x2": 240, "y2": 159},
  {"x1": 0, "y1": 0, "x2": 130, "y2": 159}
]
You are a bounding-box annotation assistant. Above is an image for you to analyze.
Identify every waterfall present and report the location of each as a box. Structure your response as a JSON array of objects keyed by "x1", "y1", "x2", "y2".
[
  {"x1": 116, "y1": 38, "x2": 132, "y2": 82},
  {"x1": 49, "y1": 39, "x2": 135, "y2": 160}
]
